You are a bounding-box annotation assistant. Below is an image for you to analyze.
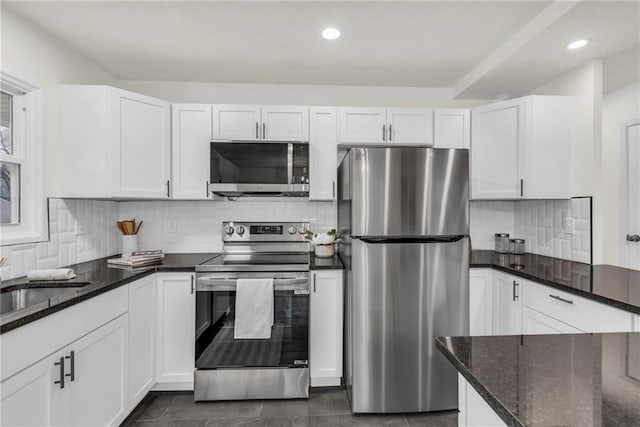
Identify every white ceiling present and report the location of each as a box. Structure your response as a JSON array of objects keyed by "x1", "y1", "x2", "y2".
[{"x1": 4, "y1": 1, "x2": 640, "y2": 98}]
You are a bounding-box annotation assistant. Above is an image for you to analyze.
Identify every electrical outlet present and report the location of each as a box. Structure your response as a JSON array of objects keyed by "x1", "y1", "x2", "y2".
[
  {"x1": 565, "y1": 217, "x2": 575, "y2": 235},
  {"x1": 166, "y1": 219, "x2": 177, "y2": 233},
  {"x1": 74, "y1": 219, "x2": 88, "y2": 235}
]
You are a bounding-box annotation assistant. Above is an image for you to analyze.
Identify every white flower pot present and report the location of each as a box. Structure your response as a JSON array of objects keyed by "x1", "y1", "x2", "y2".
[{"x1": 314, "y1": 243, "x2": 335, "y2": 258}]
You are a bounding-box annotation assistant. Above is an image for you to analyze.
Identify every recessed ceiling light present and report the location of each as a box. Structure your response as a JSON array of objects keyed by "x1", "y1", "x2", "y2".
[
  {"x1": 322, "y1": 26, "x2": 341, "y2": 41},
  {"x1": 566, "y1": 39, "x2": 589, "y2": 50}
]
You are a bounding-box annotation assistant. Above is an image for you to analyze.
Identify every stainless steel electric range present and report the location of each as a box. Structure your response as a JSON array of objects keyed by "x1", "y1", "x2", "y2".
[{"x1": 194, "y1": 222, "x2": 311, "y2": 401}]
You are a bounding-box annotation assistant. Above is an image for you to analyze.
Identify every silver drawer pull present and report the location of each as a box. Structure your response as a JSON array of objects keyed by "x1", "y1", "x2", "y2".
[{"x1": 549, "y1": 294, "x2": 574, "y2": 305}]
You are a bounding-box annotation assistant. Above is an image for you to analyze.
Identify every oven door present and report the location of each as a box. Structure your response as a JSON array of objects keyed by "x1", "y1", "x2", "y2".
[{"x1": 195, "y1": 272, "x2": 309, "y2": 370}]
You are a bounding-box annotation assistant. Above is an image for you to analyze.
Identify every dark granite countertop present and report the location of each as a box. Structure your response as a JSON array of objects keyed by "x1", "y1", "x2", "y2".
[
  {"x1": 310, "y1": 254, "x2": 344, "y2": 270},
  {"x1": 0, "y1": 253, "x2": 217, "y2": 334},
  {"x1": 471, "y1": 250, "x2": 640, "y2": 315},
  {"x1": 1, "y1": 251, "x2": 342, "y2": 334},
  {"x1": 436, "y1": 333, "x2": 640, "y2": 427}
]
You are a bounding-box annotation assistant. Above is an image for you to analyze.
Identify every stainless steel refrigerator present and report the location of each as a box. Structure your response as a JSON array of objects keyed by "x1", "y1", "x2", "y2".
[{"x1": 337, "y1": 147, "x2": 469, "y2": 413}]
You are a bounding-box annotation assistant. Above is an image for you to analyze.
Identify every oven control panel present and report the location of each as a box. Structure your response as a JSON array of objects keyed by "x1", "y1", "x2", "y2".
[{"x1": 221, "y1": 222, "x2": 310, "y2": 242}]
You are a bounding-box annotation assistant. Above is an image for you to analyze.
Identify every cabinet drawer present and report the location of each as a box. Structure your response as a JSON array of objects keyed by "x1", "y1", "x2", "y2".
[
  {"x1": 521, "y1": 279, "x2": 633, "y2": 333},
  {"x1": 1, "y1": 286, "x2": 128, "y2": 382}
]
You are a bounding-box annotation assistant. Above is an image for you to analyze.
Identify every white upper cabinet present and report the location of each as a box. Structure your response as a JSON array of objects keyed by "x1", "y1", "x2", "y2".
[
  {"x1": 386, "y1": 108, "x2": 433, "y2": 145},
  {"x1": 212, "y1": 104, "x2": 261, "y2": 140},
  {"x1": 471, "y1": 95, "x2": 572, "y2": 200},
  {"x1": 172, "y1": 104, "x2": 213, "y2": 200},
  {"x1": 54, "y1": 85, "x2": 170, "y2": 199},
  {"x1": 111, "y1": 89, "x2": 171, "y2": 198},
  {"x1": 338, "y1": 107, "x2": 387, "y2": 143},
  {"x1": 338, "y1": 107, "x2": 433, "y2": 145},
  {"x1": 434, "y1": 108, "x2": 470, "y2": 149},
  {"x1": 213, "y1": 104, "x2": 308, "y2": 141},
  {"x1": 261, "y1": 106, "x2": 309, "y2": 141},
  {"x1": 309, "y1": 107, "x2": 338, "y2": 201}
]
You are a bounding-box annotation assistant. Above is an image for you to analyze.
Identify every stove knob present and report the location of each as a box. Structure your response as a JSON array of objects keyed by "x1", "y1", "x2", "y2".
[
  {"x1": 224, "y1": 225, "x2": 234, "y2": 236},
  {"x1": 288, "y1": 226, "x2": 297, "y2": 235},
  {"x1": 235, "y1": 225, "x2": 245, "y2": 236},
  {"x1": 297, "y1": 225, "x2": 307, "y2": 234}
]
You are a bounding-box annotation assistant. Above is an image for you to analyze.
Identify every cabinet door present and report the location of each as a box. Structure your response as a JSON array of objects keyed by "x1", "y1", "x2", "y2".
[
  {"x1": 471, "y1": 98, "x2": 526, "y2": 199},
  {"x1": 434, "y1": 108, "x2": 470, "y2": 149},
  {"x1": 212, "y1": 104, "x2": 261, "y2": 141},
  {"x1": 128, "y1": 277, "x2": 157, "y2": 408},
  {"x1": 67, "y1": 314, "x2": 128, "y2": 427},
  {"x1": 111, "y1": 89, "x2": 171, "y2": 198},
  {"x1": 172, "y1": 104, "x2": 213, "y2": 200},
  {"x1": 309, "y1": 107, "x2": 337, "y2": 201},
  {"x1": 338, "y1": 107, "x2": 386, "y2": 144},
  {"x1": 387, "y1": 108, "x2": 433, "y2": 145},
  {"x1": 521, "y1": 306, "x2": 584, "y2": 335},
  {"x1": 469, "y1": 269, "x2": 493, "y2": 336},
  {"x1": 261, "y1": 106, "x2": 309, "y2": 141},
  {"x1": 310, "y1": 270, "x2": 344, "y2": 386},
  {"x1": 492, "y1": 272, "x2": 522, "y2": 335},
  {"x1": 0, "y1": 352, "x2": 68, "y2": 427},
  {"x1": 155, "y1": 274, "x2": 195, "y2": 389}
]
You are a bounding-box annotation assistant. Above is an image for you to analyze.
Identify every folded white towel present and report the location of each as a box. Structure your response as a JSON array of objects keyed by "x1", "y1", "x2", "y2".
[
  {"x1": 27, "y1": 269, "x2": 76, "y2": 281},
  {"x1": 234, "y1": 278, "x2": 274, "y2": 339}
]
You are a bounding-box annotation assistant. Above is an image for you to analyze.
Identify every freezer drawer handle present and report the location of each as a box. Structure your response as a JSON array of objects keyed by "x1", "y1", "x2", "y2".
[{"x1": 549, "y1": 294, "x2": 573, "y2": 305}]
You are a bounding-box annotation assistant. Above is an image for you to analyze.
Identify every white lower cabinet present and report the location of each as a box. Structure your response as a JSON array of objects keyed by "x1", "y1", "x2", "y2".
[
  {"x1": 469, "y1": 269, "x2": 492, "y2": 336},
  {"x1": 458, "y1": 375, "x2": 506, "y2": 427},
  {"x1": 1, "y1": 315, "x2": 129, "y2": 427},
  {"x1": 128, "y1": 277, "x2": 157, "y2": 407},
  {"x1": 310, "y1": 270, "x2": 344, "y2": 387},
  {"x1": 491, "y1": 271, "x2": 521, "y2": 335},
  {"x1": 154, "y1": 273, "x2": 196, "y2": 390},
  {"x1": 521, "y1": 306, "x2": 584, "y2": 335}
]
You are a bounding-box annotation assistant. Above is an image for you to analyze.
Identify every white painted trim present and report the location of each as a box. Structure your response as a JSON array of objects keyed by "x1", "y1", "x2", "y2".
[
  {"x1": 619, "y1": 119, "x2": 640, "y2": 269},
  {"x1": 0, "y1": 72, "x2": 46, "y2": 246}
]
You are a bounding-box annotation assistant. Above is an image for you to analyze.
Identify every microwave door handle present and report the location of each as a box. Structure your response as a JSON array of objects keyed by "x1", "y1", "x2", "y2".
[{"x1": 287, "y1": 143, "x2": 294, "y2": 184}]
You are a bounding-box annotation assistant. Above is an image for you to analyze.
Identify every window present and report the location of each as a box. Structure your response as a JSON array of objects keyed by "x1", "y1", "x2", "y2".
[{"x1": 0, "y1": 72, "x2": 45, "y2": 246}]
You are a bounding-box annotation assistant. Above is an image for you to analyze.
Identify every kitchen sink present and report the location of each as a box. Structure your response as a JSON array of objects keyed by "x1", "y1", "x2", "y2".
[{"x1": 0, "y1": 286, "x2": 85, "y2": 316}]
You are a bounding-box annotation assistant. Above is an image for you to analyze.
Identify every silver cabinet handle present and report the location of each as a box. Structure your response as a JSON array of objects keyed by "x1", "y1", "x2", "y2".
[
  {"x1": 520, "y1": 179, "x2": 524, "y2": 197},
  {"x1": 382, "y1": 125, "x2": 386, "y2": 141},
  {"x1": 54, "y1": 357, "x2": 65, "y2": 389},
  {"x1": 512, "y1": 280, "x2": 519, "y2": 301},
  {"x1": 627, "y1": 234, "x2": 640, "y2": 242},
  {"x1": 549, "y1": 294, "x2": 573, "y2": 304},
  {"x1": 262, "y1": 123, "x2": 266, "y2": 140},
  {"x1": 256, "y1": 122, "x2": 259, "y2": 139},
  {"x1": 206, "y1": 181, "x2": 209, "y2": 198},
  {"x1": 65, "y1": 351, "x2": 75, "y2": 382},
  {"x1": 313, "y1": 274, "x2": 317, "y2": 293},
  {"x1": 388, "y1": 124, "x2": 392, "y2": 141},
  {"x1": 332, "y1": 181, "x2": 336, "y2": 199},
  {"x1": 166, "y1": 180, "x2": 170, "y2": 198},
  {"x1": 191, "y1": 275, "x2": 195, "y2": 294}
]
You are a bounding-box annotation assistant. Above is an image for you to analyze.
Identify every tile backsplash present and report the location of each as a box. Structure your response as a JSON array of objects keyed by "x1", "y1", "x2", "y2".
[
  {"x1": 0, "y1": 199, "x2": 120, "y2": 280},
  {"x1": 470, "y1": 197, "x2": 591, "y2": 264},
  {"x1": 1, "y1": 195, "x2": 591, "y2": 281},
  {"x1": 119, "y1": 199, "x2": 336, "y2": 254}
]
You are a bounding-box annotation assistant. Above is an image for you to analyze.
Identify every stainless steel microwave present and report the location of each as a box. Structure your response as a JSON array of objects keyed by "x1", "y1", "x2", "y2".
[{"x1": 209, "y1": 142, "x2": 309, "y2": 197}]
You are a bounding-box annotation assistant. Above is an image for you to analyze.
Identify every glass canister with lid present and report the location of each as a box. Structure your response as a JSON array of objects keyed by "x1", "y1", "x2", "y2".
[
  {"x1": 510, "y1": 238, "x2": 526, "y2": 255},
  {"x1": 494, "y1": 233, "x2": 510, "y2": 253}
]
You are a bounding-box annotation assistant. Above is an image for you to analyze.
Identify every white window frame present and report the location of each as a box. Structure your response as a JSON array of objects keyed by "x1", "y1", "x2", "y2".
[{"x1": 0, "y1": 72, "x2": 46, "y2": 246}]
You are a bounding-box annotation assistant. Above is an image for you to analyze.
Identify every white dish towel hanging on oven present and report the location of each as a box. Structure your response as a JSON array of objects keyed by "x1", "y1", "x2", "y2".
[{"x1": 234, "y1": 278, "x2": 274, "y2": 339}]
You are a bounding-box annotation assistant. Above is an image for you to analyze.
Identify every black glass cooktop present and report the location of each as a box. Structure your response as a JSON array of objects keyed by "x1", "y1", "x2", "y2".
[{"x1": 196, "y1": 253, "x2": 310, "y2": 272}]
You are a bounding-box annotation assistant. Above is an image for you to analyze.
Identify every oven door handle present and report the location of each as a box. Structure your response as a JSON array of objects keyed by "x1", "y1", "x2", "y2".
[{"x1": 196, "y1": 277, "x2": 309, "y2": 292}]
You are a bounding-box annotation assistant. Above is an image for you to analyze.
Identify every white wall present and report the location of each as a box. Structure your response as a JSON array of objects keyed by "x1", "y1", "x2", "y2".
[
  {"x1": 601, "y1": 80, "x2": 640, "y2": 266},
  {"x1": 531, "y1": 61, "x2": 603, "y2": 263},
  {"x1": 118, "y1": 80, "x2": 488, "y2": 108}
]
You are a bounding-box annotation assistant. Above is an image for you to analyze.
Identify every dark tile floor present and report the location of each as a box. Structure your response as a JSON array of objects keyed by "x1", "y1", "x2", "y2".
[{"x1": 122, "y1": 388, "x2": 458, "y2": 427}]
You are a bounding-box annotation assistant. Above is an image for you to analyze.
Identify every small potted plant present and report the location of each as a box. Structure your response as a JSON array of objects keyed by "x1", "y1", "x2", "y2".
[{"x1": 304, "y1": 228, "x2": 339, "y2": 258}]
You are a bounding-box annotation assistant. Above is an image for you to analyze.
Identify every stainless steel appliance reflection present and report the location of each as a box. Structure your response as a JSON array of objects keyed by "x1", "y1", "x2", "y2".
[
  {"x1": 338, "y1": 147, "x2": 470, "y2": 413},
  {"x1": 194, "y1": 222, "x2": 311, "y2": 401}
]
